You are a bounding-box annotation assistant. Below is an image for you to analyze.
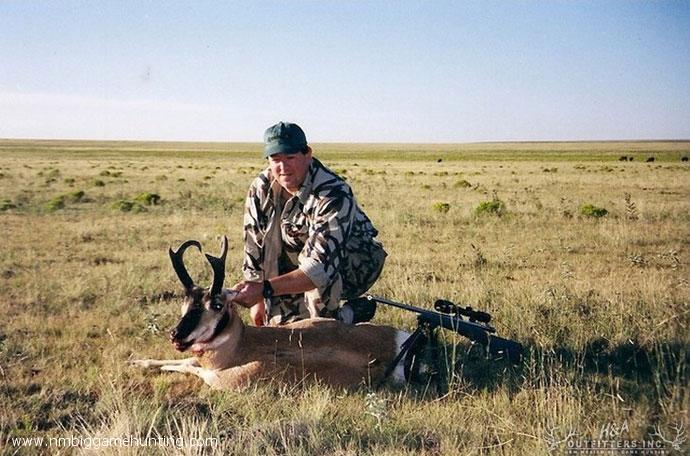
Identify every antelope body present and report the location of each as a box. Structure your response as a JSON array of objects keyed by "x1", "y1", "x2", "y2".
[{"x1": 130, "y1": 237, "x2": 408, "y2": 389}]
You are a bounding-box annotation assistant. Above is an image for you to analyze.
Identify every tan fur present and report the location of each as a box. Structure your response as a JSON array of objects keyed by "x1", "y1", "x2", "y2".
[{"x1": 131, "y1": 305, "x2": 404, "y2": 390}]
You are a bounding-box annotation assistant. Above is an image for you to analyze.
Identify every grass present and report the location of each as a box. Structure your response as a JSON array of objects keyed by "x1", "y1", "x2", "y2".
[{"x1": 1, "y1": 139, "x2": 689, "y2": 454}]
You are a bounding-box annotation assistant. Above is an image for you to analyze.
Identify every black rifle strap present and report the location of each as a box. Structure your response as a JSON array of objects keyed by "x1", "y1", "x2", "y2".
[{"x1": 376, "y1": 325, "x2": 426, "y2": 389}]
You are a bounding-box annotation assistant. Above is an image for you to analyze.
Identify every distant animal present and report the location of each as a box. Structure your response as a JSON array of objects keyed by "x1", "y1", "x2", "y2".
[
  {"x1": 646, "y1": 157, "x2": 655, "y2": 162},
  {"x1": 130, "y1": 237, "x2": 411, "y2": 390},
  {"x1": 437, "y1": 158, "x2": 443, "y2": 163},
  {"x1": 618, "y1": 156, "x2": 628, "y2": 161},
  {"x1": 682, "y1": 156, "x2": 688, "y2": 162}
]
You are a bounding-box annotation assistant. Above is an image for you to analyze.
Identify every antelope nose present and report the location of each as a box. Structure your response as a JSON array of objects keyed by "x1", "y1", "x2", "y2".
[{"x1": 169, "y1": 328, "x2": 178, "y2": 341}]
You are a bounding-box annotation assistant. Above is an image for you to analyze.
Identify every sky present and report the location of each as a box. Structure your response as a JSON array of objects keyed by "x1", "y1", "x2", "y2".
[{"x1": 1, "y1": 1, "x2": 689, "y2": 143}]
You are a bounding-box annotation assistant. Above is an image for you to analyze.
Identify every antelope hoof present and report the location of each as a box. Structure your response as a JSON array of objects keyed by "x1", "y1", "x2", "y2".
[{"x1": 128, "y1": 359, "x2": 154, "y2": 369}]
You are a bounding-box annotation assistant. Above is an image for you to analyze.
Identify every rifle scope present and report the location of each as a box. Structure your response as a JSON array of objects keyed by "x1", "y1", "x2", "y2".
[{"x1": 434, "y1": 299, "x2": 492, "y2": 324}]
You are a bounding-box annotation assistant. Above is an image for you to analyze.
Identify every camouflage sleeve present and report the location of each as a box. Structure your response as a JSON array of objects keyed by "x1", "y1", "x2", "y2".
[
  {"x1": 242, "y1": 172, "x2": 271, "y2": 282},
  {"x1": 298, "y1": 189, "x2": 355, "y2": 289}
]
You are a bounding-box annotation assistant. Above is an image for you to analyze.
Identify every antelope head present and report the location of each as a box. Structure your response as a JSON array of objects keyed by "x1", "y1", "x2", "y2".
[{"x1": 168, "y1": 236, "x2": 231, "y2": 354}]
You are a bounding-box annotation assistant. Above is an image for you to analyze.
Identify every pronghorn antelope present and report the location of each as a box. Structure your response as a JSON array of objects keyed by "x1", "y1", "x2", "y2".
[{"x1": 130, "y1": 237, "x2": 411, "y2": 389}]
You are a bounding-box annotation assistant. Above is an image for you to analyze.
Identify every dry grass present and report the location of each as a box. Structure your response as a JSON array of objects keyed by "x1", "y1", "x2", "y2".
[{"x1": 1, "y1": 140, "x2": 688, "y2": 454}]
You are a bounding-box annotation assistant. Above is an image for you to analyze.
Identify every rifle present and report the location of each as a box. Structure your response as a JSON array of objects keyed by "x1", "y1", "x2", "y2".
[{"x1": 366, "y1": 295, "x2": 523, "y2": 363}]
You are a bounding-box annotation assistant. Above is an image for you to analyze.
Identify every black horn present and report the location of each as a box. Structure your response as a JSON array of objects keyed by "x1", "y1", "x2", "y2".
[
  {"x1": 206, "y1": 236, "x2": 228, "y2": 297},
  {"x1": 169, "y1": 240, "x2": 202, "y2": 291}
]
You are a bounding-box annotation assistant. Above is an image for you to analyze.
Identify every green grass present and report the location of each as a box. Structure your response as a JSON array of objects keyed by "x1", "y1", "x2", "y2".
[{"x1": 1, "y1": 139, "x2": 688, "y2": 454}]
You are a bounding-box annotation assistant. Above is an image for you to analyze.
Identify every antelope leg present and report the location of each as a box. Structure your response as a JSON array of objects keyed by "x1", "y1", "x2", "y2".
[{"x1": 129, "y1": 357, "x2": 200, "y2": 369}]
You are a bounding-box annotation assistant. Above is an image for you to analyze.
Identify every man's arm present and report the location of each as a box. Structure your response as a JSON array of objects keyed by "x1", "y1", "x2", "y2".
[
  {"x1": 231, "y1": 270, "x2": 316, "y2": 326},
  {"x1": 231, "y1": 269, "x2": 316, "y2": 308},
  {"x1": 298, "y1": 189, "x2": 356, "y2": 292}
]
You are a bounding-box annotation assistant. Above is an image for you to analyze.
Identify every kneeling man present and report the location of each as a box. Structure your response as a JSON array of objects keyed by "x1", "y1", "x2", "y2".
[{"x1": 231, "y1": 122, "x2": 386, "y2": 326}]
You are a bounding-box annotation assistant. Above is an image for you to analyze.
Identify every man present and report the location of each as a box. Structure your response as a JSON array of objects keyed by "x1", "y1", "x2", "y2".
[{"x1": 231, "y1": 121, "x2": 386, "y2": 326}]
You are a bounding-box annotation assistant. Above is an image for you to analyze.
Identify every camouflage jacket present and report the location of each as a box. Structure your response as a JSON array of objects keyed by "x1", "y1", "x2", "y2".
[{"x1": 242, "y1": 158, "x2": 384, "y2": 298}]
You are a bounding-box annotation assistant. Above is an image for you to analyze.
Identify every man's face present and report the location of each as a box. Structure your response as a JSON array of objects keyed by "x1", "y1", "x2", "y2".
[{"x1": 268, "y1": 148, "x2": 312, "y2": 194}]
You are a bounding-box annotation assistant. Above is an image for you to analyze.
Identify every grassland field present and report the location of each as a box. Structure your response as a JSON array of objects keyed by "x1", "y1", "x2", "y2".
[{"x1": 1, "y1": 139, "x2": 689, "y2": 455}]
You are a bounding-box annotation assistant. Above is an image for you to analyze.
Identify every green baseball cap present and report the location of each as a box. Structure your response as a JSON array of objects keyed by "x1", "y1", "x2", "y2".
[{"x1": 263, "y1": 121, "x2": 308, "y2": 158}]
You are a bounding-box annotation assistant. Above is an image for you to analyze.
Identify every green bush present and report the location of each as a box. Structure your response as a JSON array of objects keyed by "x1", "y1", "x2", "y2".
[
  {"x1": 67, "y1": 190, "x2": 86, "y2": 203},
  {"x1": 474, "y1": 198, "x2": 506, "y2": 216},
  {"x1": 45, "y1": 195, "x2": 66, "y2": 211},
  {"x1": 580, "y1": 204, "x2": 608, "y2": 218},
  {"x1": 134, "y1": 192, "x2": 161, "y2": 205},
  {"x1": 0, "y1": 199, "x2": 17, "y2": 211},
  {"x1": 111, "y1": 200, "x2": 147, "y2": 213},
  {"x1": 93, "y1": 179, "x2": 106, "y2": 187},
  {"x1": 432, "y1": 202, "x2": 450, "y2": 213}
]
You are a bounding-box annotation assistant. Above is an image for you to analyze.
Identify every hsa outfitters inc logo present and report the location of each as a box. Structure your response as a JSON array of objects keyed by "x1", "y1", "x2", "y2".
[{"x1": 543, "y1": 420, "x2": 686, "y2": 454}]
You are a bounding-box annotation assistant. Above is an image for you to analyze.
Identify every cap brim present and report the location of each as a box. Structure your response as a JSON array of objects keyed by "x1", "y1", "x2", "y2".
[{"x1": 263, "y1": 142, "x2": 304, "y2": 158}]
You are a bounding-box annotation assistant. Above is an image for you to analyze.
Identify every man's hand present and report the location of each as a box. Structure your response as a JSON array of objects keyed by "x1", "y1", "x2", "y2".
[
  {"x1": 229, "y1": 271, "x2": 317, "y2": 326},
  {"x1": 229, "y1": 281, "x2": 263, "y2": 309},
  {"x1": 229, "y1": 281, "x2": 265, "y2": 326}
]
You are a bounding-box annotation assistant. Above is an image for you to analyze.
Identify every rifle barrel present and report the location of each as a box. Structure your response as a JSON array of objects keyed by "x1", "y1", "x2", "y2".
[
  {"x1": 367, "y1": 295, "x2": 495, "y2": 333},
  {"x1": 367, "y1": 295, "x2": 523, "y2": 363}
]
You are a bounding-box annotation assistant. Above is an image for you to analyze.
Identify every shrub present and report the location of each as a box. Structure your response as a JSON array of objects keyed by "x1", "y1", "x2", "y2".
[
  {"x1": 93, "y1": 179, "x2": 106, "y2": 187},
  {"x1": 580, "y1": 204, "x2": 608, "y2": 218},
  {"x1": 45, "y1": 195, "x2": 66, "y2": 211},
  {"x1": 474, "y1": 198, "x2": 506, "y2": 216},
  {"x1": 0, "y1": 199, "x2": 17, "y2": 211},
  {"x1": 67, "y1": 190, "x2": 86, "y2": 203},
  {"x1": 111, "y1": 200, "x2": 147, "y2": 213},
  {"x1": 134, "y1": 192, "x2": 161, "y2": 205},
  {"x1": 432, "y1": 202, "x2": 450, "y2": 213},
  {"x1": 453, "y1": 179, "x2": 472, "y2": 188},
  {"x1": 99, "y1": 170, "x2": 111, "y2": 177}
]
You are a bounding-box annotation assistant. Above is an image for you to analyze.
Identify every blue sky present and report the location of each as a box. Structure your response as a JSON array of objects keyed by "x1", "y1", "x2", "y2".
[{"x1": 1, "y1": 1, "x2": 689, "y2": 142}]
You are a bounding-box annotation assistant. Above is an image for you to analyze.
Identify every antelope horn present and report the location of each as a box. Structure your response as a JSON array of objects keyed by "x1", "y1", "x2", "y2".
[
  {"x1": 205, "y1": 236, "x2": 228, "y2": 297},
  {"x1": 169, "y1": 240, "x2": 202, "y2": 291}
]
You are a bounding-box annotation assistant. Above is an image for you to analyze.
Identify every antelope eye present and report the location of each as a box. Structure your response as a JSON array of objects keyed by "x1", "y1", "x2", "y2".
[{"x1": 210, "y1": 300, "x2": 224, "y2": 312}]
